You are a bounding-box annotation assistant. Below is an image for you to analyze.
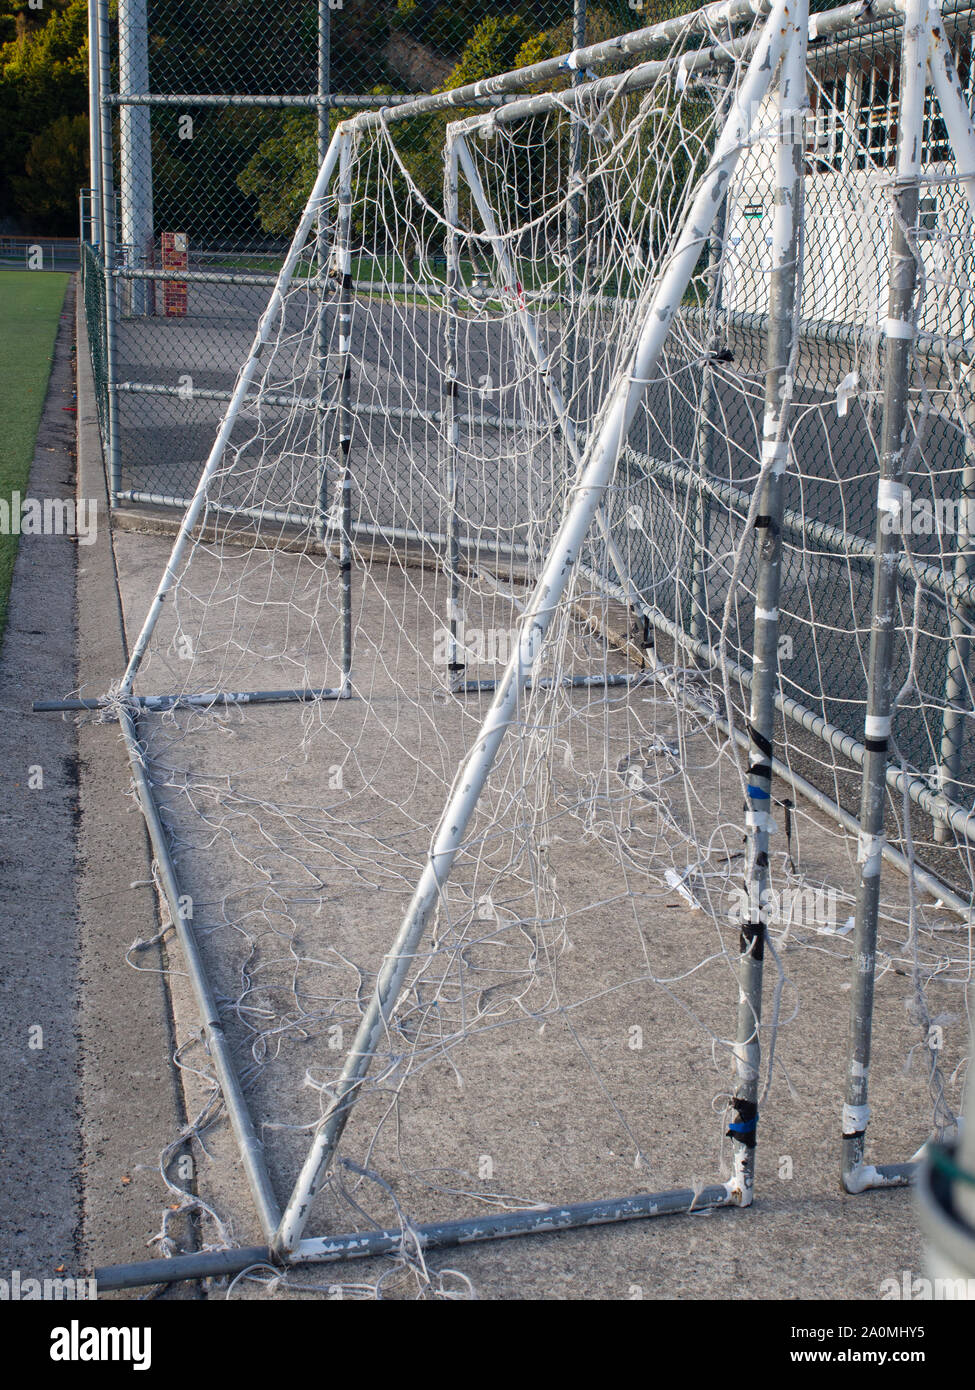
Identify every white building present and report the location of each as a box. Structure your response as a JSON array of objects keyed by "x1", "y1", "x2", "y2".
[{"x1": 723, "y1": 22, "x2": 975, "y2": 342}]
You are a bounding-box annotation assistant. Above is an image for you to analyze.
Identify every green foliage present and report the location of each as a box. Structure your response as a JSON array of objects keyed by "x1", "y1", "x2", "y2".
[
  {"x1": 440, "y1": 14, "x2": 532, "y2": 89},
  {"x1": 238, "y1": 2, "x2": 546, "y2": 245},
  {"x1": 0, "y1": 0, "x2": 728, "y2": 242},
  {"x1": 11, "y1": 110, "x2": 88, "y2": 228},
  {"x1": 147, "y1": 0, "x2": 315, "y2": 94},
  {"x1": 512, "y1": 6, "x2": 634, "y2": 77},
  {"x1": 149, "y1": 106, "x2": 288, "y2": 244},
  {"x1": 0, "y1": 0, "x2": 88, "y2": 231},
  {"x1": 0, "y1": 0, "x2": 74, "y2": 49},
  {"x1": 148, "y1": 0, "x2": 387, "y2": 100},
  {"x1": 236, "y1": 112, "x2": 318, "y2": 238},
  {"x1": 235, "y1": 1, "x2": 708, "y2": 256}
]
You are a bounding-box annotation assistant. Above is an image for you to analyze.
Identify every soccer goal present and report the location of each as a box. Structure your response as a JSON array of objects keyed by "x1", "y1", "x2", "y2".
[{"x1": 48, "y1": 0, "x2": 975, "y2": 1291}]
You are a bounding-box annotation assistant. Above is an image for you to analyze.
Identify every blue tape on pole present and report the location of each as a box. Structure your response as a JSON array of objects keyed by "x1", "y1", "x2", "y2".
[
  {"x1": 728, "y1": 1118, "x2": 758, "y2": 1134},
  {"x1": 747, "y1": 785, "x2": 771, "y2": 799}
]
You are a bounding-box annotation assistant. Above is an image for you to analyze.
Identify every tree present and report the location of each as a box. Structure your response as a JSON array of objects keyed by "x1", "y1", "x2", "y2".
[
  {"x1": 0, "y1": 0, "x2": 87, "y2": 231},
  {"x1": 235, "y1": 111, "x2": 318, "y2": 239},
  {"x1": 11, "y1": 110, "x2": 88, "y2": 229},
  {"x1": 0, "y1": 1, "x2": 74, "y2": 49},
  {"x1": 233, "y1": 1, "x2": 702, "y2": 249}
]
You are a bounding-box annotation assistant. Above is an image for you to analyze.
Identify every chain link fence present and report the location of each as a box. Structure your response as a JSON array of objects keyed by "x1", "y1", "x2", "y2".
[
  {"x1": 599, "y1": 3, "x2": 975, "y2": 886},
  {"x1": 79, "y1": 0, "x2": 975, "y2": 886},
  {"x1": 89, "y1": 2, "x2": 661, "y2": 505}
]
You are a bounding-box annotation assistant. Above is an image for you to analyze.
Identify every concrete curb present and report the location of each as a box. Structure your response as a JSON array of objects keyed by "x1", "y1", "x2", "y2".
[
  {"x1": 0, "y1": 277, "x2": 82, "y2": 1284},
  {"x1": 73, "y1": 279, "x2": 198, "y2": 1298}
]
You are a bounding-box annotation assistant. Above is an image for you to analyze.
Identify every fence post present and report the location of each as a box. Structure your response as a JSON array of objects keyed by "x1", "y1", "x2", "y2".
[
  {"x1": 315, "y1": 0, "x2": 332, "y2": 538},
  {"x1": 728, "y1": 0, "x2": 806, "y2": 1208},
  {"x1": 688, "y1": 162, "x2": 730, "y2": 656},
  {"x1": 337, "y1": 130, "x2": 354, "y2": 691},
  {"x1": 318, "y1": 0, "x2": 331, "y2": 162},
  {"x1": 841, "y1": 0, "x2": 929, "y2": 1194},
  {"x1": 87, "y1": 0, "x2": 102, "y2": 249},
  {"x1": 118, "y1": 0, "x2": 154, "y2": 318},
  {"x1": 935, "y1": 436, "x2": 975, "y2": 843},
  {"x1": 96, "y1": 0, "x2": 122, "y2": 500},
  {"x1": 444, "y1": 138, "x2": 464, "y2": 681},
  {"x1": 563, "y1": 0, "x2": 587, "y2": 415}
]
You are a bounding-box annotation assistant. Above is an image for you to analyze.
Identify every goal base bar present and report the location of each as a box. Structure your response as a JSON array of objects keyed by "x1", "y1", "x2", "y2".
[
  {"x1": 95, "y1": 1182, "x2": 737, "y2": 1290},
  {"x1": 842, "y1": 1160, "x2": 918, "y2": 1194},
  {"x1": 450, "y1": 672, "x2": 647, "y2": 695},
  {"x1": 33, "y1": 685, "x2": 353, "y2": 713}
]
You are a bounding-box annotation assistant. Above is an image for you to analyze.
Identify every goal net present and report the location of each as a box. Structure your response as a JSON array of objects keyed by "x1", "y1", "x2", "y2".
[{"x1": 84, "y1": 0, "x2": 975, "y2": 1293}]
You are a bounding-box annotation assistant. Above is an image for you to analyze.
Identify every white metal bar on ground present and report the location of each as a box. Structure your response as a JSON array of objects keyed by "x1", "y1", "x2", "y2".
[
  {"x1": 94, "y1": 1183, "x2": 736, "y2": 1288},
  {"x1": 273, "y1": 0, "x2": 791, "y2": 1256},
  {"x1": 117, "y1": 708, "x2": 282, "y2": 1239},
  {"x1": 114, "y1": 491, "x2": 534, "y2": 557}
]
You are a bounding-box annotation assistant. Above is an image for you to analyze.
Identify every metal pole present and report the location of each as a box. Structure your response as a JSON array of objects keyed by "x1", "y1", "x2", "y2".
[
  {"x1": 318, "y1": 0, "x2": 331, "y2": 163},
  {"x1": 118, "y1": 708, "x2": 282, "y2": 1240},
  {"x1": 926, "y1": 13, "x2": 975, "y2": 228},
  {"x1": 118, "y1": 0, "x2": 154, "y2": 317},
  {"x1": 35, "y1": 685, "x2": 350, "y2": 713},
  {"x1": 98, "y1": 1182, "x2": 735, "y2": 1290},
  {"x1": 563, "y1": 0, "x2": 586, "y2": 413},
  {"x1": 934, "y1": 430, "x2": 975, "y2": 843},
  {"x1": 337, "y1": 131, "x2": 354, "y2": 691},
  {"x1": 273, "y1": 4, "x2": 791, "y2": 1255},
  {"x1": 841, "y1": 0, "x2": 929, "y2": 1195},
  {"x1": 315, "y1": 0, "x2": 332, "y2": 539},
  {"x1": 96, "y1": 0, "x2": 121, "y2": 499},
  {"x1": 456, "y1": 135, "x2": 579, "y2": 451},
  {"x1": 374, "y1": 0, "x2": 903, "y2": 143},
  {"x1": 119, "y1": 129, "x2": 345, "y2": 694},
  {"x1": 688, "y1": 142, "x2": 730, "y2": 655},
  {"x1": 444, "y1": 140, "x2": 464, "y2": 679},
  {"x1": 113, "y1": 497, "x2": 533, "y2": 557},
  {"x1": 87, "y1": 0, "x2": 102, "y2": 248},
  {"x1": 729, "y1": 0, "x2": 807, "y2": 1208},
  {"x1": 925, "y1": 10, "x2": 975, "y2": 842},
  {"x1": 105, "y1": 92, "x2": 454, "y2": 109}
]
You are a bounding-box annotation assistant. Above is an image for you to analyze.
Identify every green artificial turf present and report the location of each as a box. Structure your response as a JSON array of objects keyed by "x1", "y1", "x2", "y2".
[{"x1": 0, "y1": 271, "x2": 69, "y2": 643}]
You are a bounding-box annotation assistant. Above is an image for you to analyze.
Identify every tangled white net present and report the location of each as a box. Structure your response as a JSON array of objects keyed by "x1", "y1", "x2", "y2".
[{"x1": 101, "y1": 0, "x2": 975, "y2": 1297}]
